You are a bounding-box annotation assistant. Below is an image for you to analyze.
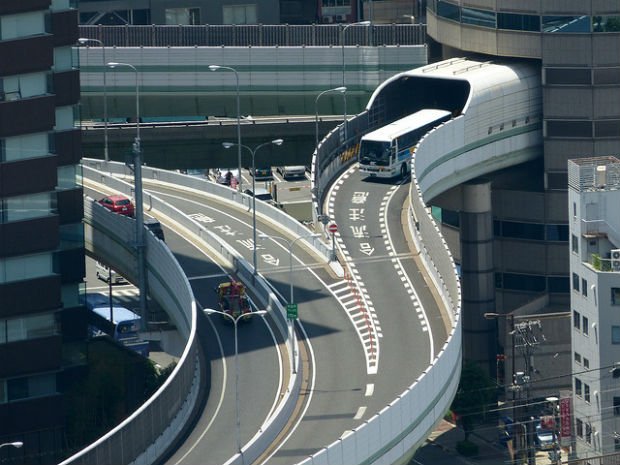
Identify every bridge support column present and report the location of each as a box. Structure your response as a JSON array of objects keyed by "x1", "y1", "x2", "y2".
[{"x1": 459, "y1": 179, "x2": 496, "y2": 377}]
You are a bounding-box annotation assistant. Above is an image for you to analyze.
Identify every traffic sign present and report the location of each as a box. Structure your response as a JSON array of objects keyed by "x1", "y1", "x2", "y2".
[
  {"x1": 287, "y1": 303, "x2": 298, "y2": 320},
  {"x1": 327, "y1": 223, "x2": 338, "y2": 234}
]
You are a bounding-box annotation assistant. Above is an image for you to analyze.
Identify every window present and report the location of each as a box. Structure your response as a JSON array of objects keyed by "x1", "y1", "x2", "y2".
[
  {"x1": 582, "y1": 278, "x2": 588, "y2": 297},
  {"x1": 223, "y1": 5, "x2": 257, "y2": 24},
  {"x1": 574, "y1": 310, "x2": 581, "y2": 330},
  {"x1": 614, "y1": 397, "x2": 620, "y2": 415},
  {"x1": 0, "y1": 313, "x2": 57, "y2": 344},
  {"x1": 573, "y1": 202, "x2": 577, "y2": 218},
  {"x1": 2, "y1": 373, "x2": 56, "y2": 404},
  {"x1": 593, "y1": 16, "x2": 620, "y2": 32},
  {"x1": 461, "y1": 7, "x2": 496, "y2": 28},
  {"x1": 583, "y1": 316, "x2": 589, "y2": 336},
  {"x1": 546, "y1": 68, "x2": 591, "y2": 86},
  {"x1": 497, "y1": 13, "x2": 540, "y2": 31},
  {"x1": 547, "y1": 224, "x2": 569, "y2": 241},
  {"x1": 547, "y1": 120, "x2": 593, "y2": 138},
  {"x1": 612, "y1": 288, "x2": 620, "y2": 305},
  {"x1": 573, "y1": 273, "x2": 580, "y2": 292},
  {"x1": 586, "y1": 423, "x2": 592, "y2": 444},
  {"x1": 584, "y1": 358, "x2": 590, "y2": 369},
  {"x1": 1, "y1": 191, "x2": 54, "y2": 223},
  {"x1": 585, "y1": 384, "x2": 591, "y2": 403},
  {"x1": 575, "y1": 352, "x2": 582, "y2": 364},
  {"x1": 576, "y1": 418, "x2": 583, "y2": 438},
  {"x1": 572, "y1": 234, "x2": 579, "y2": 253},
  {"x1": 543, "y1": 16, "x2": 591, "y2": 33},
  {"x1": 575, "y1": 378, "x2": 582, "y2": 396},
  {"x1": 165, "y1": 8, "x2": 200, "y2": 25},
  {"x1": 612, "y1": 326, "x2": 620, "y2": 344},
  {"x1": 0, "y1": 253, "x2": 53, "y2": 284},
  {"x1": 436, "y1": 0, "x2": 460, "y2": 22}
]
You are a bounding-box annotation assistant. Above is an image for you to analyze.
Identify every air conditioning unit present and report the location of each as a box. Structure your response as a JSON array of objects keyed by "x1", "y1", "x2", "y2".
[{"x1": 612, "y1": 249, "x2": 620, "y2": 271}]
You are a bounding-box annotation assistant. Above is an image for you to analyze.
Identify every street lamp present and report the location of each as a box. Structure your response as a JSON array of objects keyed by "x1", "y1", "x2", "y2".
[
  {"x1": 341, "y1": 21, "x2": 370, "y2": 143},
  {"x1": 78, "y1": 38, "x2": 109, "y2": 162},
  {"x1": 315, "y1": 87, "x2": 346, "y2": 200},
  {"x1": 209, "y1": 64, "x2": 243, "y2": 192},
  {"x1": 107, "y1": 61, "x2": 147, "y2": 326},
  {"x1": 259, "y1": 232, "x2": 320, "y2": 373},
  {"x1": 0, "y1": 442, "x2": 23, "y2": 449},
  {"x1": 223, "y1": 139, "x2": 283, "y2": 276},
  {"x1": 203, "y1": 308, "x2": 267, "y2": 456}
]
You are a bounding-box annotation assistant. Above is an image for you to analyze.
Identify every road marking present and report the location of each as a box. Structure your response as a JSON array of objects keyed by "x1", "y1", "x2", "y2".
[
  {"x1": 354, "y1": 406, "x2": 367, "y2": 420},
  {"x1": 365, "y1": 383, "x2": 374, "y2": 396}
]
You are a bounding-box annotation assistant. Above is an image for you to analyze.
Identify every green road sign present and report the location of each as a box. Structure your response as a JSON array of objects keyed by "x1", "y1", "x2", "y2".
[{"x1": 287, "y1": 303, "x2": 298, "y2": 320}]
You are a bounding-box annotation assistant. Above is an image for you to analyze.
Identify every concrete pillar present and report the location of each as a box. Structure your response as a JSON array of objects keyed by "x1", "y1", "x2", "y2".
[{"x1": 460, "y1": 179, "x2": 496, "y2": 376}]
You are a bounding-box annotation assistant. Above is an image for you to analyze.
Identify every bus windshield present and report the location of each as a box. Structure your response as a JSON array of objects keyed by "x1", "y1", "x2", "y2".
[{"x1": 359, "y1": 140, "x2": 391, "y2": 166}]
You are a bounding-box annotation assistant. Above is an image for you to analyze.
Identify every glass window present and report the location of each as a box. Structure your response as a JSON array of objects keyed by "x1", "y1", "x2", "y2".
[
  {"x1": 57, "y1": 165, "x2": 77, "y2": 190},
  {"x1": 614, "y1": 398, "x2": 620, "y2": 415},
  {"x1": 501, "y1": 221, "x2": 545, "y2": 240},
  {"x1": 165, "y1": 8, "x2": 200, "y2": 25},
  {"x1": 595, "y1": 121, "x2": 620, "y2": 138},
  {"x1": 498, "y1": 13, "x2": 539, "y2": 32},
  {"x1": 584, "y1": 358, "x2": 589, "y2": 369},
  {"x1": 582, "y1": 278, "x2": 588, "y2": 297},
  {"x1": 547, "y1": 224, "x2": 569, "y2": 242},
  {"x1": 0, "y1": 253, "x2": 53, "y2": 284},
  {"x1": 594, "y1": 68, "x2": 620, "y2": 85},
  {"x1": 583, "y1": 316, "x2": 589, "y2": 336},
  {"x1": 573, "y1": 273, "x2": 580, "y2": 291},
  {"x1": 612, "y1": 326, "x2": 620, "y2": 344},
  {"x1": 574, "y1": 310, "x2": 581, "y2": 330},
  {"x1": 461, "y1": 7, "x2": 496, "y2": 28},
  {"x1": 585, "y1": 384, "x2": 590, "y2": 403},
  {"x1": 593, "y1": 16, "x2": 620, "y2": 32},
  {"x1": 547, "y1": 120, "x2": 593, "y2": 138},
  {"x1": 0, "y1": 11, "x2": 46, "y2": 41},
  {"x1": 2, "y1": 313, "x2": 56, "y2": 344},
  {"x1": 4, "y1": 132, "x2": 49, "y2": 162},
  {"x1": 543, "y1": 16, "x2": 591, "y2": 33},
  {"x1": 576, "y1": 378, "x2": 582, "y2": 396},
  {"x1": 576, "y1": 418, "x2": 583, "y2": 438},
  {"x1": 502, "y1": 273, "x2": 546, "y2": 292},
  {"x1": 436, "y1": 0, "x2": 460, "y2": 22},
  {"x1": 7, "y1": 378, "x2": 28, "y2": 401},
  {"x1": 4, "y1": 373, "x2": 56, "y2": 403},
  {"x1": 548, "y1": 276, "x2": 569, "y2": 293},
  {"x1": 612, "y1": 288, "x2": 620, "y2": 305},
  {"x1": 2, "y1": 192, "x2": 54, "y2": 223},
  {"x1": 572, "y1": 234, "x2": 579, "y2": 253},
  {"x1": 223, "y1": 5, "x2": 257, "y2": 24},
  {"x1": 546, "y1": 68, "x2": 591, "y2": 85},
  {"x1": 574, "y1": 352, "x2": 582, "y2": 364}
]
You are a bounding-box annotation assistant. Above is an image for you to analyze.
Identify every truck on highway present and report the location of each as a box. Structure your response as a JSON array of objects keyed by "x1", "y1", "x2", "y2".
[{"x1": 215, "y1": 281, "x2": 253, "y2": 323}]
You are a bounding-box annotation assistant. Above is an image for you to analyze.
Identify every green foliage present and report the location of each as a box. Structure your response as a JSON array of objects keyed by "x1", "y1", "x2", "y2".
[
  {"x1": 456, "y1": 439, "x2": 479, "y2": 456},
  {"x1": 450, "y1": 361, "x2": 495, "y2": 440}
]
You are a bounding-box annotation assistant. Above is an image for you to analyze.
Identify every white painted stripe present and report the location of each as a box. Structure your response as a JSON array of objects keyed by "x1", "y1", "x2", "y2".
[
  {"x1": 365, "y1": 384, "x2": 374, "y2": 396},
  {"x1": 342, "y1": 298, "x2": 359, "y2": 307}
]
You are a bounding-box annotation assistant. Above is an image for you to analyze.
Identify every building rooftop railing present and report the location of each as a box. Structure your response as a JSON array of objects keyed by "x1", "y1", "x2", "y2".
[{"x1": 78, "y1": 23, "x2": 427, "y2": 47}]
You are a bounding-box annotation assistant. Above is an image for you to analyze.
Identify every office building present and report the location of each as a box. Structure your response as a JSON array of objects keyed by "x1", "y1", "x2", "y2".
[
  {"x1": 0, "y1": 1, "x2": 85, "y2": 462},
  {"x1": 569, "y1": 157, "x2": 620, "y2": 458}
]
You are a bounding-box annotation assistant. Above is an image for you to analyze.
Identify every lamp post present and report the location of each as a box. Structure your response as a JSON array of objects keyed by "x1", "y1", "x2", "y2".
[
  {"x1": 259, "y1": 232, "x2": 320, "y2": 373},
  {"x1": 315, "y1": 87, "x2": 346, "y2": 200},
  {"x1": 341, "y1": 21, "x2": 370, "y2": 144},
  {"x1": 78, "y1": 38, "x2": 108, "y2": 162},
  {"x1": 223, "y1": 139, "x2": 284, "y2": 276},
  {"x1": 0, "y1": 442, "x2": 23, "y2": 449},
  {"x1": 107, "y1": 61, "x2": 147, "y2": 326},
  {"x1": 204, "y1": 308, "x2": 267, "y2": 457},
  {"x1": 209, "y1": 64, "x2": 242, "y2": 192}
]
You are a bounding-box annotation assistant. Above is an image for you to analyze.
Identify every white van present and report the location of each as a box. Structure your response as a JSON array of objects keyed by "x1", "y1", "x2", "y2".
[
  {"x1": 95, "y1": 261, "x2": 127, "y2": 284},
  {"x1": 276, "y1": 165, "x2": 306, "y2": 179}
]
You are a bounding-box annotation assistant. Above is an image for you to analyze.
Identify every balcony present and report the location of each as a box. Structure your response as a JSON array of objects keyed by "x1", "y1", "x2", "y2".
[
  {"x1": 53, "y1": 69, "x2": 80, "y2": 107},
  {"x1": 0, "y1": 0, "x2": 51, "y2": 15},
  {"x1": 0, "y1": 216, "x2": 59, "y2": 258},
  {"x1": 51, "y1": 9, "x2": 78, "y2": 46},
  {"x1": 0, "y1": 155, "x2": 57, "y2": 196},
  {"x1": 0, "y1": 35, "x2": 53, "y2": 77}
]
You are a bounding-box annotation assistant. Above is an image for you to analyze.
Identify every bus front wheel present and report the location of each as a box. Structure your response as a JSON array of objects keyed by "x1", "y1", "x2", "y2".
[{"x1": 401, "y1": 164, "x2": 408, "y2": 179}]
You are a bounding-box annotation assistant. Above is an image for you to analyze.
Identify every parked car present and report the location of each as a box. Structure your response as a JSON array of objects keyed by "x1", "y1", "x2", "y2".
[
  {"x1": 250, "y1": 165, "x2": 273, "y2": 180},
  {"x1": 535, "y1": 421, "x2": 555, "y2": 450},
  {"x1": 276, "y1": 165, "x2": 306, "y2": 179},
  {"x1": 183, "y1": 168, "x2": 209, "y2": 179},
  {"x1": 210, "y1": 168, "x2": 240, "y2": 186},
  {"x1": 98, "y1": 194, "x2": 135, "y2": 217}
]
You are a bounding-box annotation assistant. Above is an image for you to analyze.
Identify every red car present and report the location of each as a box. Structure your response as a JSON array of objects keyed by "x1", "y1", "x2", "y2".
[{"x1": 98, "y1": 194, "x2": 135, "y2": 217}]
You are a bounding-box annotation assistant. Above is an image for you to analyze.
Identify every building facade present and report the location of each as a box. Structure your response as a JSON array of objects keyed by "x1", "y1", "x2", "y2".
[
  {"x1": 0, "y1": 0, "x2": 85, "y2": 462},
  {"x1": 569, "y1": 157, "x2": 620, "y2": 458}
]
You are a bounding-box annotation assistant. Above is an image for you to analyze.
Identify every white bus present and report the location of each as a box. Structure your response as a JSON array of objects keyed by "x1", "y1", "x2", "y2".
[{"x1": 358, "y1": 109, "x2": 452, "y2": 179}]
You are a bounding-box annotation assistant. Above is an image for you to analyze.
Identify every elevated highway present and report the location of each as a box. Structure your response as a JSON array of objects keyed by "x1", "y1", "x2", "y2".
[{"x1": 65, "y1": 56, "x2": 542, "y2": 465}]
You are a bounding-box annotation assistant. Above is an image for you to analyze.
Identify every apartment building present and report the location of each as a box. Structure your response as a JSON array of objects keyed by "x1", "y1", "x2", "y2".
[
  {"x1": 0, "y1": 1, "x2": 85, "y2": 462},
  {"x1": 569, "y1": 157, "x2": 620, "y2": 458}
]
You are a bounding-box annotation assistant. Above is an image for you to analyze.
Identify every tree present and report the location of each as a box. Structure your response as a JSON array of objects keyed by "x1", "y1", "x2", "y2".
[{"x1": 451, "y1": 361, "x2": 495, "y2": 440}]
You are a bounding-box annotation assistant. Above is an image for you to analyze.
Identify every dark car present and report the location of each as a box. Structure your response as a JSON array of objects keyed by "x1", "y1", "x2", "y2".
[
  {"x1": 250, "y1": 165, "x2": 273, "y2": 180},
  {"x1": 144, "y1": 218, "x2": 165, "y2": 241},
  {"x1": 98, "y1": 194, "x2": 135, "y2": 217}
]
